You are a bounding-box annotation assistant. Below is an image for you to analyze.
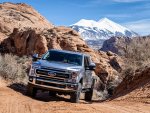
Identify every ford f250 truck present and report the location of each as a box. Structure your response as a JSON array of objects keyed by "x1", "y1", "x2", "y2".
[{"x1": 27, "y1": 49, "x2": 96, "y2": 103}]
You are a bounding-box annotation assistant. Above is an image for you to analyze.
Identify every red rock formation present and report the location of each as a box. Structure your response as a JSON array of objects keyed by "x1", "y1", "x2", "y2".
[
  {"x1": 113, "y1": 66, "x2": 150, "y2": 102},
  {"x1": 0, "y1": 2, "x2": 53, "y2": 43},
  {"x1": 1, "y1": 28, "x2": 48, "y2": 55}
]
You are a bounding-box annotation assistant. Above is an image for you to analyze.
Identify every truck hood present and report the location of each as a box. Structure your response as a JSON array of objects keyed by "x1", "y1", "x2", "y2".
[{"x1": 36, "y1": 60, "x2": 83, "y2": 71}]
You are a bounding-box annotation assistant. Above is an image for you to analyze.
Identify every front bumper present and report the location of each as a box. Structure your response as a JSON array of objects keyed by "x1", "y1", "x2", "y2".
[{"x1": 28, "y1": 77, "x2": 78, "y2": 92}]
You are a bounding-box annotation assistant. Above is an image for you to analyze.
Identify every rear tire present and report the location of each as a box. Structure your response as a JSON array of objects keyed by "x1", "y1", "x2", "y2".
[
  {"x1": 26, "y1": 84, "x2": 37, "y2": 97},
  {"x1": 84, "y1": 78, "x2": 95, "y2": 101},
  {"x1": 70, "y1": 83, "x2": 82, "y2": 103},
  {"x1": 85, "y1": 89, "x2": 93, "y2": 101}
]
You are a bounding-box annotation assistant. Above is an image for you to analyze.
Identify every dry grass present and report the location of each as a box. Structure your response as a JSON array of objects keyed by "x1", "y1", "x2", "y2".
[
  {"x1": 124, "y1": 37, "x2": 150, "y2": 65},
  {"x1": 121, "y1": 36, "x2": 150, "y2": 78},
  {"x1": 0, "y1": 54, "x2": 31, "y2": 84}
]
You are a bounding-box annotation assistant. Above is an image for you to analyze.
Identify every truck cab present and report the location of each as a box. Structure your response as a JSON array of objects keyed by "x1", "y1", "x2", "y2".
[{"x1": 27, "y1": 49, "x2": 96, "y2": 103}]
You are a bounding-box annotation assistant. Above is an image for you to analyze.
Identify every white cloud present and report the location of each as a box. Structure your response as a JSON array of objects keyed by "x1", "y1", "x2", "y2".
[
  {"x1": 124, "y1": 19, "x2": 150, "y2": 36},
  {"x1": 113, "y1": 0, "x2": 148, "y2": 3},
  {"x1": 105, "y1": 14, "x2": 131, "y2": 18}
]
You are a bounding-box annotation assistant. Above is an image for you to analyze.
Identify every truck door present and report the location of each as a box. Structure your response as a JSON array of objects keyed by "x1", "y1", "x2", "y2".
[{"x1": 83, "y1": 56, "x2": 92, "y2": 89}]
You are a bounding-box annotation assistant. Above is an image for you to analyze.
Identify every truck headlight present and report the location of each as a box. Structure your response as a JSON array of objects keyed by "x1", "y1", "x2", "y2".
[
  {"x1": 29, "y1": 64, "x2": 40, "y2": 77},
  {"x1": 65, "y1": 71, "x2": 80, "y2": 83},
  {"x1": 29, "y1": 68, "x2": 36, "y2": 77},
  {"x1": 71, "y1": 71, "x2": 78, "y2": 79},
  {"x1": 32, "y1": 64, "x2": 41, "y2": 69},
  {"x1": 30, "y1": 69, "x2": 35, "y2": 75}
]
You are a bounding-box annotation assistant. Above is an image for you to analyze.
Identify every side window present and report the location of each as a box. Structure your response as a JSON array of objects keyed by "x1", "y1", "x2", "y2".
[{"x1": 84, "y1": 56, "x2": 90, "y2": 67}]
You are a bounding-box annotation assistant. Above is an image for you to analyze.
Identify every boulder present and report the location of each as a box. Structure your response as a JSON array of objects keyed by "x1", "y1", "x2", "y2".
[
  {"x1": 0, "y1": 2, "x2": 54, "y2": 43},
  {"x1": 1, "y1": 28, "x2": 48, "y2": 55}
]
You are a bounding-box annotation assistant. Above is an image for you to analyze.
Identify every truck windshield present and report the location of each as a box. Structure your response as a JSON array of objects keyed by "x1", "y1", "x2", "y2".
[{"x1": 42, "y1": 51, "x2": 83, "y2": 66}]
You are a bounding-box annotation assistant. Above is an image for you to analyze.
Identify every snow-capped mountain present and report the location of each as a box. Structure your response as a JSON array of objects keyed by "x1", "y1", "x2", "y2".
[{"x1": 70, "y1": 18, "x2": 138, "y2": 49}]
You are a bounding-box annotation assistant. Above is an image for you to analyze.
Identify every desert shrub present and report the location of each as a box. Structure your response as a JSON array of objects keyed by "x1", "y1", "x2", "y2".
[
  {"x1": 94, "y1": 72, "x2": 122, "y2": 99},
  {"x1": 110, "y1": 36, "x2": 150, "y2": 96},
  {"x1": 119, "y1": 36, "x2": 150, "y2": 79},
  {"x1": 124, "y1": 37, "x2": 150, "y2": 67},
  {"x1": 0, "y1": 54, "x2": 31, "y2": 84},
  {"x1": 95, "y1": 90, "x2": 109, "y2": 100},
  {"x1": 106, "y1": 76, "x2": 122, "y2": 95}
]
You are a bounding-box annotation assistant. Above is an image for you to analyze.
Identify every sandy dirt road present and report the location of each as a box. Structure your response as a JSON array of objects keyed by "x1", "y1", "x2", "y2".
[{"x1": 0, "y1": 82, "x2": 150, "y2": 113}]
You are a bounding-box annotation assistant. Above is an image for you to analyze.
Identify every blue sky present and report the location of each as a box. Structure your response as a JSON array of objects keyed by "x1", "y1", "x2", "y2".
[{"x1": 0, "y1": 0, "x2": 150, "y2": 35}]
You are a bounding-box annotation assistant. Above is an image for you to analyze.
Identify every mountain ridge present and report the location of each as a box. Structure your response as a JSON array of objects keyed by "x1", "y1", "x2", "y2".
[
  {"x1": 70, "y1": 17, "x2": 138, "y2": 49},
  {"x1": 70, "y1": 18, "x2": 138, "y2": 40}
]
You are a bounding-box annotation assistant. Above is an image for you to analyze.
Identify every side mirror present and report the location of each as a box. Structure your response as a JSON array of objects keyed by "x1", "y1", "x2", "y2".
[
  {"x1": 86, "y1": 63, "x2": 96, "y2": 70},
  {"x1": 32, "y1": 54, "x2": 39, "y2": 62},
  {"x1": 89, "y1": 63, "x2": 96, "y2": 70}
]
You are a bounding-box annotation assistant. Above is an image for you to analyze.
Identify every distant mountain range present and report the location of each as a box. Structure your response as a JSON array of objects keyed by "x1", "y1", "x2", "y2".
[{"x1": 70, "y1": 18, "x2": 138, "y2": 49}]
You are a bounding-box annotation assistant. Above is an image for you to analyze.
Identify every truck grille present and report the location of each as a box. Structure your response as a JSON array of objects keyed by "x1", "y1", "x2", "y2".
[
  {"x1": 36, "y1": 76, "x2": 65, "y2": 82},
  {"x1": 36, "y1": 68, "x2": 70, "y2": 79}
]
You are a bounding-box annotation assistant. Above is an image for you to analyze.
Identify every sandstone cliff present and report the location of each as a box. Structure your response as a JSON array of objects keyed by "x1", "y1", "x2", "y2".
[
  {"x1": 0, "y1": 2, "x2": 53, "y2": 42},
  {"x1": 100, "y1": 36, "x2": 131, "y2": 55}
]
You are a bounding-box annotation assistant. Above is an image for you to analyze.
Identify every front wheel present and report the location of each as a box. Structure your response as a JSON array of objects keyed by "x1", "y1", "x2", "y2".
[
  {"x1": 26, "y1": 84, "x2": 37, "y2": 97},
  {"x1": 70, "y1": 83, "x2": 82, "y2": 103}
]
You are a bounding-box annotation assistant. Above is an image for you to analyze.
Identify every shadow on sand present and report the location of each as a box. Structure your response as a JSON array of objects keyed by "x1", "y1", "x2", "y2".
[
  {"x1": 8, "y1": 83, "x2": 108, "y2": 104},
  {"x1": 8, "y1": 83, "x2": 70, "y2": 102}
]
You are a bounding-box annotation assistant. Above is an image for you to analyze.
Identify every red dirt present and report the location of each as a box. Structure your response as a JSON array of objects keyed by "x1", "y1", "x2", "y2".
[
  {"x1": 113, "y1": 66, "x2": 150, "y2": 104},
  {"x1": 0, "y1": 79, "x2": 149, "y2": 113}
]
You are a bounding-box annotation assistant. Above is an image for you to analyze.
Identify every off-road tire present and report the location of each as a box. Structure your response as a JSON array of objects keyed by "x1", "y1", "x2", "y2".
[
  {"x1": 84, "y1": 89, "x2": 93, "y2": 101},
  {"x1": 70, "y1": 83, "x2": 82, "y2": 103},
  {"x1": 26, "y1": 84, "x2": 37, "y2": 97},
  {"x1": 84, "y1": 78, "x2": 95, "y2": 101}
]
